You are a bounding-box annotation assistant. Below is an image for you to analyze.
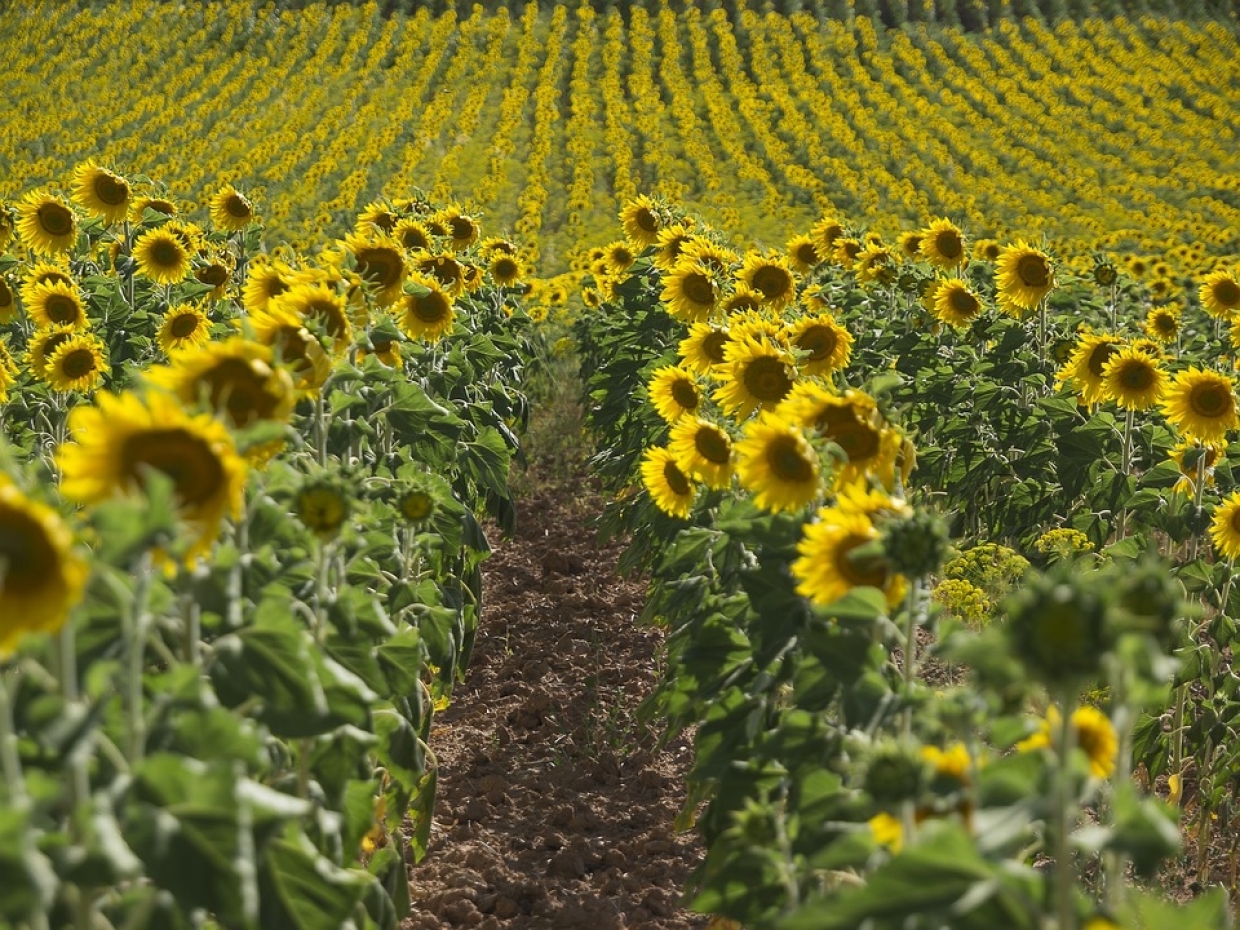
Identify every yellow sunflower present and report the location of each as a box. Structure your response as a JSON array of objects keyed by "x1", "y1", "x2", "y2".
[
  {"x1": 0, "y1": 478, "x2": 88, "y2": 657},
  {"x1": 648, "y1": 366, "x2": 702, "y2": 422},
  {"x1": 1101, "y1": 347, "x2": 1166, "y2": 411},
  {"x1": 1017, "y1": 705, "x2": 1116, "y2": 779},
  {"x1": 713, "y1": 334, "x2": 796, "y2": 419},
  {"x1": 793, "y1": 506, "x2": 903, "y2": 608},
  {"x1": 249, "y1": 302, "x2": 332, "y2": 395},
  {"x1": 1145, "y1": 306, "x2": 1180, "y2": 344},
  {"x1": 668, "y1": 417, "x2": 733, "y2": 489},
  {"x1": 0, "y1": 277, "x2": 15, "y2": 325},
  {"x1": 360, "y1": 333, "x2": 402, "y2": 368},
  {"x1": 26, "y1": 280, "x2": 88, "y2": 329},
  {"x1": 193, "y1": 253, "x2": 235, "y2": 301},
  {"x1": 1162, "y1": 367, "x2": 1240, "y2": 443},
  {"x1": 0, "y1": 340, "x2": 16, "y2": 403},
  {"x1": 931, "y1": 279, "x2": 983, "y2": 329},
  {"x1": 662, "y1": 261, "x2": 720, "y2": 322},
  {"x1": 897, "y1": 231, "x2": 924, "y2": 260},
  {"x1": 16, "y1": 189, "x2": 78, "y2": 257},
  {"x1": 393, "y1": 218, "x2": 432, "y2": 253},
  {"x1": 786, "y1": 234, "x2": 822, "y2": 273},
  {"x1": 810, "y1": 217, "x2": 846, "y2": 255},
  {"x1": 70, "y1": 162, "x2": 132, "y2": 225},
  {"x1": 1056, "y1": 333, "x2": 1125, "y2": 407},
  {"x1": 1210, "y1": 489, "x2": 1240, "y2": 560},
  {"x1": 855, "y1": 244, "x2": 896, "y2": 285},
  {"x1": 274, "y1": 281, "x2": 353, "y2": 353},
  {"x1": 0, "y1": 204, "x2": 13, "y2": 251},
  {"x1": 489, "y1": 253, "x2": 523, "y2": 287},
  {"x1": 738, "y1": 253, "x2": 797, "y2": 310},
  {"x1": 209, "y1": 184, "x2": 256, "y2": 231},
  {"x1": 344, "y1": 233, "x2": 408, "y2": 307},
  {"x1": 620, "y1": 195, "x2": 663, "y2": 248},
  {"x1": 780, "y1": 383, "x2": 901, "y2": 490},
  {"x1": 653, "y1": 225, "x2": 698, "y2": 272},
  {"x1": 356, "y1": 201, "x2": 400, "y2": 235},
  {"x1": 678, "y1": 322, "x2": 731, "y2": 375},
  {"x1": 145, "y1": 337, "x2": 296, "y2": 433},
  {"x1": 44, "y1": 332, "x2": 107, "y2": 393},
  {"x1": 130, "y1": 195, "x2": 178, "y2": 222},
  {"x1": 241, "y1": 257, "x2": 295, "y2": 314},
  {"x1": 437, "y1": 207, "x2": 480, "y2": 251},
  {"x1": 640, "y1": 446, "x2": 696, "y2": 518},
  {"x1": 133, "y1": 228, "x2": 192, "y2": 285},
  {"x1": 996, "y1": 242, "x2": 1055, "y2": 316},
  {"x1": 735, "y1": 415, "x2": 821, "y2": 513},
  {"x1": 788, "y1": 314, "x2": 853, "y2": 376},
  {"x1": 1169, "y1": 441, "x2": 1221, "y2": 496},
  {"x1": 415, "y1": 251, "x2": 466, "y2": 298},
  {"x1": 157, "y1": 304, "x2": 213, "y2": 355},
  {"x1": 1200, "y1": 270, "x2": 1240, "y2": 319},
  {"x1": 832, "y1": 237, "x2": 864, "y2": 269},
  {"x1": 919, "y1": 218, "x2": 966, "y2": 270},
  {"x1": 396, "y1": 273, "x2": 455, "y2": 343},
  {"x1": 973, "y1": 239, "x2": 1002, "y2": 262},
  {"x1": 721, "y1": 287, "x2": 763, "y2": 316},
  {"x1": 25, "y1": 326, "x2": 78, "y2": 380}
]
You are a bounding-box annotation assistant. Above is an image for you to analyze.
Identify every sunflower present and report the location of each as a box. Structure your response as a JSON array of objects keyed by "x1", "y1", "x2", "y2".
[
  {"x1": 295, "y1": 482, "x2": 350, "y2": 540},
  {"x1": 1101, "y1": 346, "x2": 1166, "y2": 411},
  {"x1": 739, "y1": 253, "x2": 797, "y2": 309},
  {"x1": 489, "y1": 253, "x2": 522, "y2": 286},
  {"x1": 357, "y1": 201, "x2": 400, "y2": 235},
  {"x1": 396, "y1": 274, "x2": 455, "y2": 343},
  {"x1": 437, "y1": 207, "x2": 480, "y2": 250},
  {"x1": 855, "y1": 244, "x2": 896, "y2": 285},
  {"x1": 1017, "y1": 706, "x2": 1116, "y2": 779},
  {"x1": 604, "y1": 241, "x2": 637, "y2": 276},
  {"x1": 414, "y1": 251, "x2": 466, "y2": 298},
  {"x1": 653, "y1": 225, "x2": 697, "y2": 272},
  {"x1": 996, "y1": 242, "x2": 1055, "y2": 315},
  {"x1": 833, "y1": 237, "x2": 864, "y2": 268},
  {"x1": 26, "y1": 280, "x2": 88, "y2": 329},
  {"x1": 194, "y1": 253, "x2": 234, "y2": 301},
  {"x1": 668, "y1": 417, "x2": 733, "y2": 489},
  {"x1": 678, "y1": 322, "x2": 731, "y2": 375},
  {"x1": 735, "y1": 415, "x2": 821, "y2": 513},
  {"x1": 130, "y1": 195, "x2": 178, "y2": 222},
  {"x1": 680, "y1": 239, "x2": 738, "y2": 275},
  {"x1": 481, "y1": 237, "x2": 518, "y2": 258},
  {"x1": 788, "y1": 315, "x2": 853, "y2": 376},
  {"x1": 392, "y1": 218, "x2": 432, "y2": 252},
  {"x1": 25, "y1": 326, "x2": 78, "y2": 380},
  {"x1": 342, "y1": 233, "x2": 407, "y2": 307},
  {"x1": 274, "y1": 282, "x2": 352, "y2": 353},
  {"x1": 1056, "y1": 333, "x2": 1125, "y2": 407},
  {"x1": 0, "y1": 341, "x2": 15, "y2": 403},
  {"x1": 897, "y1": 231, "x2": 924, "y2": 260},
  {"x1": 931, "y1": 279, "x2": 983, "y2": 329},
  {"x1": 209, "y1": 184, "x2": 256, "y2": 231},
  {"x1": 242, "y1": 257, "x2": 295, "y2": 314},
  {"x1": 133, "y1": 228, "x2": 192, "y2": 285},
  {"x1": 1210, "y1": 489, "x2": 1240, "y2": 560},
  {"x1": 713, "y1": 334, "x2": 796, "y2": 419},
  {"x1": 661, "y1": 261, "x2": 719, "y2": 322},
  {"x1": 972, "y1": 239, "x2": 1002, "y2": 262},
  {"x1": 1200, "y1": 270, "x2": 1240, "y2": 319},
  {"x1": 0, "y1": 479, "x2": 88, "y2": 656},
  {"x1": 1163, "y1": 367, "x2": 1240, "y2": 443},
  {"x1": 44, "y1": 332, "x2": 107, "y2": 393},
  {"x1": 16, "y1": 189, "x2": 78, "y2": 256},
  {"x1": 398, "y1": 488, "x2": 436, "y2": 524},
  {"x1": 70, "y1": 162, "x2": 132, "y2": 225},
  {"x1": 0, "y1": 204, "x2": 13, "y2": 251},
  {"x1": 1092, "y1": 259, "x2": 1119, "y2": 287},
  {"x1": 1145, "y1": 306, "x2": 1181, "y2": 344},
  {"x1": 0, "y1": 277, "x2": 15, "y2": 325},
  {"x1": 721, "y1": 287, "x2": 763, "y2": 316},
  {"x1": 249, "y1": 302, "x2": 332, "y2": 395},
  {"x1": 620, "y1": 195, "x2": 663, "y2": 248},
  {"x1": 647, "y1": 366, "x2": 702, "y2": 423},
  {"x1": 162, "y1": 220, "x2": 207, "y2": 256},
  {"x1": 361, "y1": 333, "x2": 402, "y2": 368},
  {"x1": 1170, "y1": 441, "x2": 1221, "y2": 496},
  {"x1": 640, "y1": 446, "x2": 696, "y2": 518},
  {"x1": 810, "y1": 217, "x2": 845, "y2": 255},
  {"x1": 157, "y1": 304, "x2": 213, "y2": 355},
  {"x1": 919, "y1": 219, "x2": 966, "y2": 270},
  {"x1": 793, "y1": 506, "x2": 902, "y2": 608},
  {"x1": 57, "y1": 390, "x2": 247, "y2": 560},
  {"x1": 145, "y1": 337, "x2": 296, "y2": 432},
  {"x1": 781, "y1": 383, "x2": 900, "y2": 489},
  {"x1": 786, "y1": 234, "x2": 821, "y2": 273}
]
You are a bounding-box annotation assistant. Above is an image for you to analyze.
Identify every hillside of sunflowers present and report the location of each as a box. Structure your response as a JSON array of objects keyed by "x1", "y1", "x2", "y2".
[{"x1": 3, "y1": 0, "x2": 1240, "y2": 928}]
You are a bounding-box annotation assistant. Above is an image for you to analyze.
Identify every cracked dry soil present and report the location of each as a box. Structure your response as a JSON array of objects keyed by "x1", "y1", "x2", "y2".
[{"x1": 402, "y1": 482, "x2": 710, "y2": 930}]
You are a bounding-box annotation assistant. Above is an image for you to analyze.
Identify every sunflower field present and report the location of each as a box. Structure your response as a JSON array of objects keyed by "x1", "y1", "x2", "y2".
[{"x1": 3, "y1": 0, "x2": 1240, "y2": 928}]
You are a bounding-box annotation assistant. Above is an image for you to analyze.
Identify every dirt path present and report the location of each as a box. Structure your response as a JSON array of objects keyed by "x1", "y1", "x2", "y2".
[{"x1": 403, "y1": 481, "x2": 710, "y2": 930}]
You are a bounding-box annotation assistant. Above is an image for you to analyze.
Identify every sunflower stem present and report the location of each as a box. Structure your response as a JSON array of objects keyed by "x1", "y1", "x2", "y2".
[
  {"x1": 900, "y1": 578, "x2": 922, "y2": 739},
  {"x1": 1116, "y1": 407, "x2": 1135, "y2": 540},
  {"x1": 0, "y1": 669, "x2": 50, "y2": 930},
  {"x1": 314, "y1": 390, "x2": 328, "y2": 469},
  {"x1": 1055, "y1": 692, "x2": 1078, "y2": 930},
  {"x1": 1220, "y1": 558, "x2": 1236, "y2": 618},
  {"x1": 125, "y1": 551, "x2": 153, "y2": 764},
  {"x1": 54, "y1": 622, "x2": 91, "y2": 832},
  {"x1": 1104, "y1": 673, "x2": 1132, "y2": 912},
  {"x1": 181, "y1": 579, "x2": 201, "y2": 667}
]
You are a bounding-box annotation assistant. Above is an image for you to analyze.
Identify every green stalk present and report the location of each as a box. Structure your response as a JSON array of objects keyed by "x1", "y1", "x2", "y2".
[
  {"x1": 0, "y1": 670, "x2": 51, "y2": 930},
  {"x1": 901, "y1": 578, "x2": 922, "y2": 739},
  {"x1": 126, "y1": 552, "x2": 154, "y2": 764},
  {"x1": 1116, "y1": 407, "x2": 1135, "y2": 540},
  {"x1": 1055, "y1": 693, "x2": 1078, "y2": 930}
]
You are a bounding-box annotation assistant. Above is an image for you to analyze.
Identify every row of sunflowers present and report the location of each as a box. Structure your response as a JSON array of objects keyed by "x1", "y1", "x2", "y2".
[
  {"x1": 572, "y1": 194, "x2": 1240, "y2": 927},
  {"x1": 0, "y1": 165, "x2": 537, "y2": 928}
]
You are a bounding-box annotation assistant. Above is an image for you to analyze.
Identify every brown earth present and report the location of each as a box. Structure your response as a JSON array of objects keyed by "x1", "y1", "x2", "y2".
[{"x1": 402, "y1": 476, "x2": 710, "y2": 930}]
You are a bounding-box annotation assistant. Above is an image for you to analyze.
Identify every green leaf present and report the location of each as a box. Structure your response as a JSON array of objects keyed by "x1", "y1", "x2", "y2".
[
  {"x1": 0, "y1": 806, "x2": 56, "y2": 921},
  {"x1": 260, "y1": 835, "x2": 370, "y2": 930}
]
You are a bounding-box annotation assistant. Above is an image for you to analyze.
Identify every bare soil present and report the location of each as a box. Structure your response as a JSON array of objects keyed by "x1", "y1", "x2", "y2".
[{"x1": 403, "y1": 476, "x2": 710, "y2": 930}]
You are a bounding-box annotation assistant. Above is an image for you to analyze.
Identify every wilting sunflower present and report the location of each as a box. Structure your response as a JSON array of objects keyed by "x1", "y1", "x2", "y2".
[
  {"x1": 133, "y1": 228, "x2": 192, "y2": 285},
  {"x1": 647, "y1": 366, "x2": 702, "y2": 423},
  {"x1": 781, "y1": 383, "x2": 901, "y2": 489},
  {"x1": 640, "y1": 446, "x2": 696, "y2": 518},
  {"x1": 1145, "y1": 306, "x2": 1181, "y2": 344},
  {"x1": 739, "y1": 253, "x2": 797, "y2": 309},
  {"x1": 275, "y1": 281, "x2": 352, "y2": 353},
  {"x1": 26, "y1": 280, "x2": 88, "y2": 329},
  {"x1": 620, "y1": 195, "x2": 663, "y2": 248},
  {"x1": 57, "y1": 390, "x2": 247, "y2": 560},
  {"x1": 70, "y1": 162, "x2": 132, "y2": 225},
  {"x1": 489, "y1": 253, "x2": 523, "y2": 286},
  {"x1": 793, "y1": 506, "x2": 902, "y2": 608},
  {"x1": 897, "y1": 231, "x2": 924, "y2": 260},
  {"x1": 157, "y1": 304, "x2": 213, "y2": 355},
  {"x1": 0, "y1": 479, "x2": 88, "y2": 656},
  {"x1": 668, "y1": 417, "x2": 733, "y2": 489},
  {"x1": 16, "y1": 189, "x2": 78, "y2": 256},
  {"x1": 662, "y1": 261, "x2": 719, "y2": 322},
  {"x1": 295, "y1": 481, "x2": 350, "y2": 540},
  {"x1": 1210, "y1": 489, "x2": 1240, "y2": 560},
  {"x1": 25, "y1": 326, "x2": 78, "y2": 380},
  {"x1": 1162, "y1": 367, "x2": 1240, "y2": 443},
  {"x1": 242, "y1": 257, "x2": 295, "y2": 314},
  {"x1": 44, "y1": 332, "x2": 107, "y2": 393},
  {"x1": 996, "y1": 242, "x2": 1055, "y2": 315},
  {"x1": 194, "y1": 252, "x2": 234, "y2": 301},
  {"x1": 1101, "y1": 346, "x2": 1166, "y2": 411},
  {"x1": 678, "y1": 322, "x2": 731, "y2": 375},
  {"x1": 393, "y1": 218, "x2": 432, "y2": 252},
  {"x1": 1170, "y1": 441, "x2": 1221, "y2": 496},
  {"x1": 932, "y1": 279, "x2": 983, "y2": 329},
  {"x1": 0, "y1": 276, "x2": 15, "y2": 325},
  {"x1": 735, "y1": 415, "x2": 821, "y2": 513},
  {"x1": 788, "y1": 314, "x2": 853, "y2": 376},
  {"x1": 1200, "y1": 269, "x2": 1240, "y2": 319},
  {"x1": 146, "y1": 337, "x2": 296, "y2": 434},
  {"x1": 249, "y1": 302, "x2": 332, "y2": 395},
  {"x1": 919, "y1": 218, "x2": 966, "y2": 270},
  {"x1": 1056, "y1": 333, "x2": 1125, "y2": 407},
  {"x1": 786, "y1": 234, "x2": 821, "y2": 273},
  {"x1": 209, "y1": 184, "x2": 256, "y2": 231},
  {"x1": 714, "y1": 334, "x2": 796, "y2": 419},
  {"x1": 388, "y1": 275, "x2": 448, "y2": 342}
]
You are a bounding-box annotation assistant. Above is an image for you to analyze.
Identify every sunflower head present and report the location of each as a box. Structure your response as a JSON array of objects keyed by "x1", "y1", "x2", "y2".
[
  {"x1": 919, "y1": 218, "x2": 966, "y2": 269},
  {"x1": 242, "y1": 258, "x2": 295, "y2": 314},
  {"x1": 133, "y1": 228, "x2": 192, "y2": 285},
  {"x1": 932, "y1": 279, "x2": 982, "y2": 329},
  {"x1": 276, "y1": 282, "x2": 353, "y2": 353},
  {"x1": 209, "y1": 184, "x2": 256, "y2": 232},
  {"x1": 678, "y1": 322, "x2": 731, "y2": 375},
  {"x1": 661, "y1": 261, "x2": 719, "y2": 323},
  {"x1": 44, "y1": 332, "x2": 107, "y2": 394},
  {"x1": 1005, "y1": 564, "x2": 1112, "y2": 685},
  {"x1": 640, "y1": 446, "x2": 696, "y2": 518},
  {"x1": 25, "y1": 325, "x2": 79, "y2": 380},
  {"x1": 397, "y1": 273, "x2": 455, "y2": 343},
  {"x1": 648, "y1": 366, "x2": 702, "y2": 423},
  {"x1": 415, "y1": 251, "x2": 466, "y2": 298},
  {"x1": 295, "y1": 481, "x2": 350, "y2": 540},
  {"x1": 489, "y1": 253, "x2": 523, "y2": 287},
  {"x1": 357, "y1": 200, "x2": 400, "y2": 235},
  {"x1": 786, "y1": 234, "x2": 821, "y2": 273},
  {"x1": 653, "y1": 225, "x2": 697, "y2": 272},
  {"x1": 898, "y1": 231, "x2": 924, "y2": 260},
  {"x1": 1200, "y1": 270, "x2": 1240, "y2": 319},
  {"x1": 1056, "y1": 333, "x2": 1125, "y2": 407},
  {"x1": 158, "y1": 304, "x2": 213, "y2": 355},
  {"x1": 810, "y1": 217, "x2": 845, "y2": 254},
  {"x1": 436, "y1": 207, "x2": 480, "y2": 250},
  {"x1": 0, "y1": 276, "x2": 15, "y2": 325},
  {"x1": 713, "y1": 334, "x2": 796, "y2": 419},
  {"x1": 735, "y1": 415, "x2": 821, "y2": 513},
  {"x1": 789, "y1": 315, "x2": 853, "y2": 375},
  {"x1": 620, "y1": 195, "x2": 664, "y2": 248},
  {"x1": 130, "y1": 196, "x2": 178, "y2": 223},
  {"x1": 27, "y1": 280, "x2": 88, "y2": 329},
  {"x1": 16, "y1": 189, "x2": 79, "y2": 257},
  {"x1": 1162, "y1": 367, "x2": 1240, "y2": 444},
  {"x1": 739, "y1": 253, "x2": 797, "y2": 308},
  {"x1": 345, "y1": 234, "x2": 409, "y2": 307},
  {"x1": 249, "y1": 302, "x2": 332, "y2": 395},
  {"x1": 996, "y1": 241, "x2": 1056, "y2": 315},
  {"x1": 70, "y1": 162, "x2": 132, "y2": 225},
  {"x1": 1145, "y1": 306, "x2": 1180, "y2": 344},
  {"x1": 393, "y1": 218, "x2": 432, "y2": 252},
  {"x1": 1101, "y1": 346, "x2": 1166, "y2": 411},
  {"x1": 668, "y1": 417, "x2": 733, "y2": 489}
]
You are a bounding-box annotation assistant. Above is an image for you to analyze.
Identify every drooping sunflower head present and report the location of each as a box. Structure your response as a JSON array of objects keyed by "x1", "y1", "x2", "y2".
[
  {"x1": 1101, "y1": 346, "x2": 1166, "y2": 411},
  {"x1": 668, "y1": 416, "x2": 733, "y2": 489},
  {"x1": 57, "y1": 390, "x2": 247, "y2": 560},
  {"x1": 678, "y1": 322, "x2": 731, "y2": 375},
  {"x1": 640, "y1": 446, "x2": 697, "y2": 519},
  {"x1": 157, "y1": 304, "x2": 213, "y2": 356},
  {"x1": 620, "y1": 195, "x2": 664, "y2": 248},
  {"x1": 133, "y1": 228, "x2": 192, "y2": 285},
  {"x1": 1056, "y1": 332, "x2": 1125, "y2": 407},
  {"x1": 209, "y1": 184, "x2": 256, "y2": 232},
  {"x1": 1145, "y1": 306, "x2": 1181, "y2": 344},
  {"x1": 27, "y1": 280, "x2": 88, "y2": 329},
  {"x1": 788, "y1": 314, "x2": 853, "y2": 376},
  {"x1": 932, "y1": 279, "x2": 983, "y2": 329},
  {"x1": 1162, "y1": 367, "x2": 1240, "y2": 444},
  {"x1": 274, "y1": 281, "x2": 353, "y2": 353},
  {"x1": 0, "y1": 479, "x2": 88, "y2": 656},
  {"x1": 70, "y1": 162, "x2": 132, "y2": 225},
  {"x1": 713, "y1": 334, "x2": 796, "y2": 419},
  {"x1": 661, "y1": 261, "x2": 719, "y2": 323},
  {"x1": 1200, "y1": 270, "x2": 1240, "y2": 319},
  {"x1": 996, "y1": 241, "x2": 1056, "y2": 314},
  {"x1": 919, "y1": 218, "x2": 966, "y2": 269},
  {"x1": 396, "y1": 273, "x2": 456, "y2": 343},
  {"x1": 43, "y1": 332, "x2": 107, "y2": 394},
  {"x1": 739, "y1": 252, "x2": 797, "y2": 309},
  {"x1": 16, "y1": 189, "x2": 78, "y2": 257},
  {"x1": 786, "y1": 234, "x2": 821, "y2": 273},
  {"x1": 647, "y1": 366, "x2": 702, "y2": 423},
  {"x1": 735, "y1": 414, "x2": 821, "y2": 514}
]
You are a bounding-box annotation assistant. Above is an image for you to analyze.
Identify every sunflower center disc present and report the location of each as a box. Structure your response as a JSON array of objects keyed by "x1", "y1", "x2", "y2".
[
  {"x1": 1215, "y1": 280, "x2": 1240, "y2": 307},
  {"x1": 744, "y1": 357, "x2": 792, "y2": 404},
  {"x1": 39, "y1": 204, "x2": 74, "y2": 237},
  {"x1": 61, "y1": 349, "x2": 97, "y2": 379},
  {"x1": 170, "y1": 314, "x2": 201, "y2": 338},
  {"x1": 225, "y1": 195, "x2": 251, "y2": 219},
  {"x1": 151, "y1": 240, "x2": 182, "y2": 268},
  {"x1": 799, "y1": 325, "x2": 836, "y2": 361},
  {"x1": 0, "y1": 509, "x2": 56, "y2": 594},
  {"x1": 683, "y1": 272, "x2": 715, "y2": 307},
  {"x1": 769, "y1": 436, "x2": 815, "y2": 483},
  {"x1": 702, "y1": 332, "x2": 729, "y2": 364},
  {"x1": 670, "y1": 380, "x2": 699, "y2": 411},
  {"x1": 1017, "y1": 254, "x2": 1049, "y2": 287},
  {"x1": 837, "y1": 534, "x2": 887, "y2": 588},
  {"x1": 414, "y1": 295, "x2": 449, "y2": 324},
  {"x1": 121, "y1": 428, "x2": 226, "y2": 506},
  {"x1": 752, "y1": 266, "x2": 791, "y2": 300},
  {"x1": 1191, "y1": 385, "x2": 1230, "y2": 418},
  {"x1": 695, "y1": 428, "x2": 730, "y2": 464},
  {"x1": 47, "y1": 295, "x2": 80, "y2": 324},
  {"x1": 95, "y1": 175, "x2": 129, "y2": 206},
  {"x1": 663, "y1": 460, "x2": 691, "y2": 496}
]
